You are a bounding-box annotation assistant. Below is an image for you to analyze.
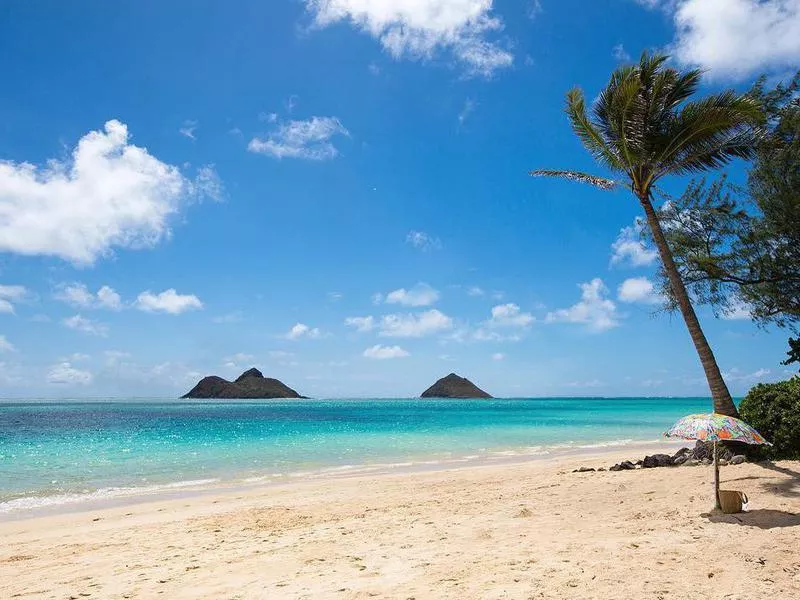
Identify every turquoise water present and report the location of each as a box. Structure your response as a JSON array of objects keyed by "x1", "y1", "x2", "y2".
[{"x1": 0, "y1": 397, "x2": 710, "y2": 513}]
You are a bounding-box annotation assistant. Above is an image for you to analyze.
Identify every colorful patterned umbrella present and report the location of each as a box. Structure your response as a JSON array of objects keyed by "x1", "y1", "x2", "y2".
[
  {"x1": 664, "y1": 413, "x2": 770, "y2": 512},
  {"x1": 665, "y1": 413, "x2": 771, "y2": 445}
]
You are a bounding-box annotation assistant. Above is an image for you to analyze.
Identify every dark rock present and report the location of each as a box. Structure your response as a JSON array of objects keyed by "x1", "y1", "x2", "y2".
[
  {"x1": 572, "y1": 467, "x2": 596, "y2": 473},
  {"x1": 610, "y1": 460, "x2": 636, "y2": 472},
  {"x1": 682, "y1": 458, "x2": 700, "y2": 467},
  {"x1": 642, "y1": 454, "x2": 674, "y2": 468},
  {"x1": 597, "y1": 467, "x2": 607, "y2": 471},
  {"x1": 691, "y1": 440, "x2": 737, "y2": 462},
  {"x1": 182, "y1": 368, "x2": 306, "y2": 399},
  {"x1": 673, "y1": 455, "x2": 688, "y2": 465},
  {"x1": 730, "y1": 455, "x2": 746, "y2": 465},
  {"x1": 420, "y1": 373, "x2": 492, "y2": 399},
  {"x1": 235, "y1": 368, "x2": 264, "y2": 382}
]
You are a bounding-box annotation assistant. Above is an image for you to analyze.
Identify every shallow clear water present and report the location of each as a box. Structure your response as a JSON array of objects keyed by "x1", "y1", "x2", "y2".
[{"x1": 0, "y1": 397, "x2": 710, "y2": 512}]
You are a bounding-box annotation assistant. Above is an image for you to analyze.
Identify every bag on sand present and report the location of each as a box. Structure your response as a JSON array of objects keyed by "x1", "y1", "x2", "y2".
[{"x1": 719, "y1": 490, "x2": 748, "y2": 514}]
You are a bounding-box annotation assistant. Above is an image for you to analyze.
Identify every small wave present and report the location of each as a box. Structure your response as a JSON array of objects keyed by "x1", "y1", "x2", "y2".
[{"x1": 0, "y1": 478, "x2": 220, "y2": 515}]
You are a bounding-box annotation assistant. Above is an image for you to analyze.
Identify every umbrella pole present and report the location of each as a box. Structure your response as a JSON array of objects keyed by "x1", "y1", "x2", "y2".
[{"x1": 713, "y1": 440, "x2": 721, "y2": 511}]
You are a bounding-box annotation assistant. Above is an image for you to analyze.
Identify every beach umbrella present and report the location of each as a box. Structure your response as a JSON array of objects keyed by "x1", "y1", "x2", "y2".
[{"x1": 664, "y1": 413, "x2": 771, "y2": 510}]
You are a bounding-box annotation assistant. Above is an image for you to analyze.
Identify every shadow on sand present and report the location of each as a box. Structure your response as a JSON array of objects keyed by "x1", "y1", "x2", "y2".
[
  {"x1": 706, "y1": 509, "x2": 800, "y2": 529},
  {"x1": 754, "y1": 462, "x2": 800, "y2": 498}
]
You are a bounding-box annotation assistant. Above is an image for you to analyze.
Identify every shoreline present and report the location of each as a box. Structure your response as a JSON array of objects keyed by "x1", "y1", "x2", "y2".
[
  {"x1": 2, "y1": 448, "x2": 798, "y2": 599},
  {"x1": 0, "y1": 438, "x2": 686, "y2": 521}
]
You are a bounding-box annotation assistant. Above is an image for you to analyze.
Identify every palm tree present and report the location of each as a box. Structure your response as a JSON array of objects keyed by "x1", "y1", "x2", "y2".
[{"x1": 531, "y1": 52, "x2": 762, "y2": 417}]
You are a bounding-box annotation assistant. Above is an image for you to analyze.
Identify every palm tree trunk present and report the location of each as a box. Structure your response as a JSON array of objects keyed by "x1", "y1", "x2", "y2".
[{"x1": 639, "y1": 193, "x2": 739, "y2": 417}]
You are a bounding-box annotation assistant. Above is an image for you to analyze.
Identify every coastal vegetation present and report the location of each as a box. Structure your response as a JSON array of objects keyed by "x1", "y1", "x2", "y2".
[
  {"x1": 740, "y1": 378, "x2": 800, "y2": 460},
  {"x1": 531, "y1": 52, "x2": 763, "y2": 418},
  {"x1": 655, "y1": 72, "x2": 800, "y2": 368}
]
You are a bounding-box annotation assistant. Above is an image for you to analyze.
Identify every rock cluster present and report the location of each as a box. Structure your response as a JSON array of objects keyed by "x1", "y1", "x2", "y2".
[
  {"x1": 605, "y1": 442, "x2": 748, "y2": 472},
  {"x1": 182, "y1": 368, "x2": 306, "y2": 399}
]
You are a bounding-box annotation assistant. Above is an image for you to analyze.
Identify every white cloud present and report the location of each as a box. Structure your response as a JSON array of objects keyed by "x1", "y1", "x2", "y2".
[
  {"x1": 638, "y1": 0, "x2": 800, "y2": 79},
  {"x1": 0, "y1": 284, "x2": 27, "y2": 314},
  {"x1": 0, "y1": 335, "x2": 15, "y2": 352},
  {"x1": 304, "y1": 0, "x2": 513, "y2": 77},
  {"x1": 612, "y1": 43, "x2": 631, "y2": 62},
  {"x1": 488, "y1": 303, "x2": 535, "y2": 327},
  {"x1": 492, "y1": 352, "x2": 505, "y2": 361},
  {"x1": 458, "y1": 98, "x2": 477, "y2": 127},
  {"x1": 363, "y1": 344, "x2": 410, "y2": 359},
  {"x1": 327, "y1": 291, "x2": 343, "y2": 301},
  {"x1": 546, "y1": 278, "x2": 619, "y2": 332},
  {"x1": 212, "y1": 311, "x2": 243, "y2": 324},
  {"x1": 379, "y1": 309, "x2": 453, "y2": 337},
  {"x1": 564, "y1": 379, "x2": 604, "y2": 388},
  {"x1": 179, "y1": 120, "x2": 198, "y2": 140},
  {"x1": 55, "y1": 283, "x2": 122, "y2": 310},
  {"x1": 248, "y1": 116, "x2": 349, "y2": 160},
  {"x1": 722, "y1": 367, "x2": 771, "y2": 382},
  {"x1": 269, "y1": 350, "x2": 295, "y2": 359},
  {"x1": 466, "y1": 286, "x2": 485, "y2": 297},
  {"x1": 610, "y1": 218, "x2": 658, "y2": 267},
  {"x1": 671, "y1": 0, "x2": 800, "y2": 79},
  {"x1": 384, "y1": 283, "x2": 440, "y2": 307},
  {"x1": 47, "y1": 361, "x2": 93, "y2": 385},
  {"x1": 722, "y1": 298, "x2": 752, "y2": 320},
  {"x1": 345, "y1": 315, "x2": 376, "y2": 332},
  {"x1": 618, "y1": 277, "x2": 661, "y2": 304},
  {"x1": 223, "y1": 352, "x2": 255, "y2": 368},
  {"x1": 63, "y1": 314, "x2": 108, "y2": 337},
  {"x1": 0, "y1": 119, "x2": 220, "y2": 265},
  {"x1": 134, "y1": 289, "x2": 203, "y2": 314},
  {"x1": 406, "y1": 230, "x2": 441, "y2": 251},
  {"x1": 285, "y1": 322, "x2": 324, "y2": 340}
]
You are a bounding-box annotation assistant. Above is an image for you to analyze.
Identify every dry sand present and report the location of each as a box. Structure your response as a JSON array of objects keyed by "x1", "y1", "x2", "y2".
[{"x1": 2, "y1": 450, "x2": 799, "y2": 599}]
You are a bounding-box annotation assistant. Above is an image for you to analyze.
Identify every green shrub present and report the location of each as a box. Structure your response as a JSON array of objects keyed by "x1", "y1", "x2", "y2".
[{"x1": 739, "y1": 378, "x2": 800, "y2": 460}]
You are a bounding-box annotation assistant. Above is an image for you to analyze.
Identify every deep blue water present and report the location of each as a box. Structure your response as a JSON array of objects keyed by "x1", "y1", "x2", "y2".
[{"x1": 0, "y1": 397, "x2": 710, "y2": 512}]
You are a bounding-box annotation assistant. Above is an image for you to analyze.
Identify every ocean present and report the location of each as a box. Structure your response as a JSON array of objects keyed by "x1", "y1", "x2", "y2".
[{"x1": 0, "y1": 397, "x2": 710, "y2": 514}]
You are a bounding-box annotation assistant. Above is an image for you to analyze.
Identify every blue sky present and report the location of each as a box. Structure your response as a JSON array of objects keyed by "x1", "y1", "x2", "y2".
[{"x1": 1, "y1": 0, "x2": 798, "y2": 398}]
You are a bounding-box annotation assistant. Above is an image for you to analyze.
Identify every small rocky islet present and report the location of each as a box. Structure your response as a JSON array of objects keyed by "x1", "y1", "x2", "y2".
[
  {"x1": 182, "y1": 368, "x2": 306, "y2": 399},
  {"x1": 420, "y1": 373, "x2": 493, "y2": 399}
]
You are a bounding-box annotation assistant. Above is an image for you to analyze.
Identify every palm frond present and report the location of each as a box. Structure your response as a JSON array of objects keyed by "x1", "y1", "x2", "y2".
[
  {"x1": 654, "y1": 91, "x2": 763, "y2": 177},
  {"x1": 529, "y1": 169, "x2": 618, "y2": 190},
  {"x1": 565, "y1": 88, "x2": 624, "y2": 172}
]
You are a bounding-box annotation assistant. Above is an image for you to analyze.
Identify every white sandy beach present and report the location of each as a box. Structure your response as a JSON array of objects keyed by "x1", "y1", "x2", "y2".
[{"x1": 2, "y1": 449, "x2": 799, "y2": 600}]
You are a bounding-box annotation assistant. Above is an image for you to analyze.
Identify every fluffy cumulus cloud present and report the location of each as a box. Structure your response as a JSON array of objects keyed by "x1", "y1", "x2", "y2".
[
  {"x1": 47, "y1": 361, "x2": 93, "y2": 385},
  {"x1": 610, "y1": 218, "x2": 658, "y2": 267},
  {"x1": 248, "y1": 116, "x2": 349, "y2": 160},
  {"x1": 285, "y1": 322, "x2": 325, "y2": 340},
  {"x1": 363, "y1": 344, "x2": 410, "y2": 359},
  {"x1": 379, "y1": 309, "x2": 453, "y2": 337},
  {"x1": 546, "y1": 278, "x2": 619, "y2": 332},
  {"x1": 0, "y1": 284, "x2": 27, "y2": 314},
  {"x1": 134, "y1": 289, "x2": 203, "y2": 314},
  {"x1": 618, "y1": 277, "x2": 661, "y2": 304},
  {"x1": 492, "y1": 352, "x2": 505, "y2": 361},
  {"x1": 55, "y1": 283, "x2": 122, "y2": 310},
  {"x1": 640, "y1": 0, "x2": 800, "y2": 79},
  {"x1": 384, "y1": 283, "x2": 440, "y2": 307},
  {"x1": 488, "y1": 303, "x2": 535, "y2": 327},
  {"x1": 0, "y1": 120, "x2": 221, "y2": 265},
  {"x1": 304, "y1": 0, "x2": 513, "y2": 77},
  {"x1": 406, "y1": 230, "x2": 441, "y2": 251},
  {"x1": 62, "y1": 314, "x2": 108, "y2": 337},
  {"x1": 345, "y1": 315, "x2": 376, "y2": 332}
]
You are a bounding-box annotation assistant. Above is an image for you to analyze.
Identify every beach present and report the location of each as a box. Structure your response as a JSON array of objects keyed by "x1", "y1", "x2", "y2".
[{"x1": 2, "y1": 450, "x2": 799, "y2": 600}]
